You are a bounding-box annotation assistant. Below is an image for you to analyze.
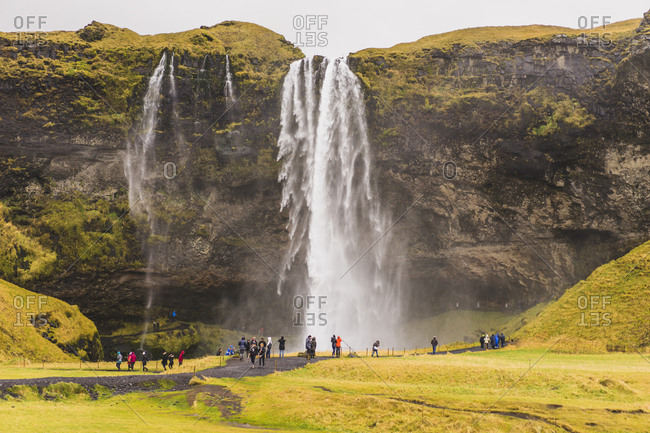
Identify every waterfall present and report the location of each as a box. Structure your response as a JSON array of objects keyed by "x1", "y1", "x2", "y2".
[
  {"x1": 125, "y1": 52, "x2": 166, "y2": 214},
  {"x1": 277, "y1": 57, "x2": 402, "y2": 348},
  {"x1": 123, "y1": 52, "x2": 167, "y2": 348},
  {"x1": 224, "y1": 54, "x2": 235, "y2": 105}
]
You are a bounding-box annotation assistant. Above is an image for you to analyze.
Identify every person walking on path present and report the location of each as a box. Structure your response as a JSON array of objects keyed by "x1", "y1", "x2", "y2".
[
  {"x1": 249, "y1": 341, "x2": 259, "y2": 368},
  {"x1": 178, "y1": 350, "x2": 185, "y2": 366},
  {"x1": 305, "y1": 335, "x2": 312, "y2": 357},
  {"x1": 431, "y1": 336, "x2": 439, "y2": 355},
  {"x1": 336, "y1": 336, "x2": 342, "y2": 357},
  {"x1": 168, "y1": 353, "x2": 174, "y2": 370},
  {"x1": 266, "y1": 337, "x2": 272, "y2": 358},
  {"x1": 258, "y1": 341, "x2": 266, "y2": 367},
  {"x1": 331, "y1": 334, "x2": 337, "y2": 357},
  {"x1": 278, "y1": 336, "x2": 286, "y2": 358},
  {"x1": 116, "y1": 351, "x2": 122, "y2": 371},
  {"x1": 372, "y1": 340, "x2": 380, "y2": 357},
  {"x1": 238, "y1": 337, "x2": 247, "y2": 360},
  {"x1": 161, "y1": 352, "x2": 168, "y2": 371},
  {"x1": 500, "y1": 332, "x2": 506, "y2": 347},
  {"x1": 128, "y1": 351, "x2": 136, "y2": 371},
  {"x1": 142, "y1": 351, "x2": 149, "y2": 371}
]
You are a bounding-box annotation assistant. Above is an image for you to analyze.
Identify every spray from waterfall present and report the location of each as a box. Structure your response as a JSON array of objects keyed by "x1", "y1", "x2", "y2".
[{"x1": 277, "y1": 57, "x2": 402, "y2": 349}]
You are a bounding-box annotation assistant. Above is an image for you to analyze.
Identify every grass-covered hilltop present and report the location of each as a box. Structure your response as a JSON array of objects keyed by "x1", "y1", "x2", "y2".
[
  {"x1": 0, "y1": 12, "x2": 649, "y2": 346},
  {"x1": 0, "y1": 278, "x2": 102, "y2": 361},
  {"x1": 514, "y1": 240, "x2": 650, "y2": 352}
]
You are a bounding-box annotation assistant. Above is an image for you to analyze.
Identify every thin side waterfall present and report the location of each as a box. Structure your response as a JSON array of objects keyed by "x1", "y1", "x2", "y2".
[
  {"x1": 125, "y1": 52, "x2": 166, "y2": 214},
  {"x1": 169, "y1": 52, "x2": 185, "y2": 158},
  {"x1": 224, "y1": 54, "x2": 235, "y2": 105},
  {"x1": 277, "y1": 57, "x2": 402, "y2": 348},
  {"x1": 123, "y1": 52, "x2": 167, "y2": 348}
]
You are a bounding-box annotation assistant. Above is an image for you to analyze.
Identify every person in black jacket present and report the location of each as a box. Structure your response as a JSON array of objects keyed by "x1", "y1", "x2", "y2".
[
  {"x1": 249, "y1": 342, "x2": 258, "y2": 368},
  {"x1": 331, "y1": 334, "x2": 337, "y2": 357},
  {"x1": 278, "y1": 336, "x2": 286, "y2": 358},
  {"x1": 141, "y1": 351, "x2": 149, "y2": 371},
  {"x1": 431, "y1": 336, "x2": 439, "y2": 355},
  {"x1": 161, "y1": 351, "x2": 168, "y2": 371}
]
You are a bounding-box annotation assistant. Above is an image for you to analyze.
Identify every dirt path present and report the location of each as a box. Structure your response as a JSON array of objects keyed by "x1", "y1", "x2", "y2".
[{"x1": 0, "y1": 355, "x2": 320, "y2": 396}]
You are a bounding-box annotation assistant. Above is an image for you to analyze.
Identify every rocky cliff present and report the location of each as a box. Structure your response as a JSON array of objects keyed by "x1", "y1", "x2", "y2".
[{"x1": 0, "y1": 15, "x2": 648, "y2": 331}]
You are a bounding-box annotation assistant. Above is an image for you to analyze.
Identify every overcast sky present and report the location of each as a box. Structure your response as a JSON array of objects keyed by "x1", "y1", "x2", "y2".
[{"x1": 2, "y1": 1, "x2": 648, "y2": 57}]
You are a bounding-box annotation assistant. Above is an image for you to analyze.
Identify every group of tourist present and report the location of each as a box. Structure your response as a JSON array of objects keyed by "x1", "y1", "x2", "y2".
[
  {"x1": 114, "y1": 349, "x2": 184, "y2": 371},
  {"x1": 480, "y1": 333, "x2": 506, "y2": 349},
  {"x1": 237, "y1": 336, "x2": 287, "y2": 368}
]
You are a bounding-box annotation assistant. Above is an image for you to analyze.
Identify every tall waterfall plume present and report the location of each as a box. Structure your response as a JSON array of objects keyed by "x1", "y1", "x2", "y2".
[
  {"x1": 277, "y1": 57, "x2": 402, "y2": 348},
  {"x1": 123, "y1": 52, "x2": 167, "y2": 348}
]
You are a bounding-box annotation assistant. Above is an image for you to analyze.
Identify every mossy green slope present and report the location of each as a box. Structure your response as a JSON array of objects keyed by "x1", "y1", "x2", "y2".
[
  {"x1": 0, "y1": 278, "x2": 103, "y2": 362},
  {"x1": 514, "y1": 240, "x2": 650, "y2": 352}
]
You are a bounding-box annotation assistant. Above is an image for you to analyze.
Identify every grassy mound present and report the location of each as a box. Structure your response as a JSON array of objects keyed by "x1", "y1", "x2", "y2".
[
  {"x1": 514, "y1": 241, "x2": 650, "y2": 353},
  {"x1": 0, "y1": 278, "x2": 103, "y2": 362}
]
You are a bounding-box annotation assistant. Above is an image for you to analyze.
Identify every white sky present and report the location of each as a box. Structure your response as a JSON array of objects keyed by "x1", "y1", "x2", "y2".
[{"x1": 1, "y1": 1, "x2": 648, "y2": 57}]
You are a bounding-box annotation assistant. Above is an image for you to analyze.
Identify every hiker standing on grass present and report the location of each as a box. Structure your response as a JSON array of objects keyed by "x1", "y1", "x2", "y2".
[
  {"x1": 311, "y1": 337, "x2": 317, "y2": 358},
  {"x1": 116, "y1": 351, "x2": 122, "y2": 370},
  {"x1": 258, "y1": 341, "x2": 266, "y2": 367},
  {"x1": 278, "y1": 336, "x2": 286, "y2": 358},
  {"x1": 431, "y1": 336, "x2": 439, "y2": 355},
  {"x1": 267, "y1": 337, "x2": 272, "y2": 358},
  {"x1": 331, "y1": 334, "x2": 337, "y2": 357},
  {"x1": 168, "y1": 353, "x2": 174, "y2": 370},
  {"x1": 500, "y1": 333, "x2": 506, "y2": 347},
  {"x1": 484, "y1": 334, "x2": 490, "y2": 350},
  {"x1": 179, "y1": 350, "x2": 185, "y2": 366},
  {"x1": 336, "y1": 336, "x2": 342, "y2": 357},
  {"x1": 372, "y1": 340, "x2": 380, "y2": 357},
  {"x1": 142, "y1": 351, "x2": 149, "y2": 371},
  {"x1": 249, "y1": 341, "x2": 259, "y2": 368},
  {"x1": 479, "y1": 335, "x2": 484, "y2": 349},
  {"x1": 162, "y1": 352, "x2": 168, "y2": 370}
]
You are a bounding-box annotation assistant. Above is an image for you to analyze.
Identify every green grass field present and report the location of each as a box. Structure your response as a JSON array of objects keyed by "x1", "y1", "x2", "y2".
[{"x1": 2, "y1": 348, "x2": 649, "y2": 432}]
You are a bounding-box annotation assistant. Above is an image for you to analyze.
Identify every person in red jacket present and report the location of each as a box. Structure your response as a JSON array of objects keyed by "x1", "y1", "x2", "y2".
[
  {"x1": 335, "y1": 336, "x2": 342, "y2": 358},
  {"x1": 178, "y1": 350, "x2": 185, "y2": 366},
  {"x1": 127, "y1": 351, "x2": 136, "y2": 371}
]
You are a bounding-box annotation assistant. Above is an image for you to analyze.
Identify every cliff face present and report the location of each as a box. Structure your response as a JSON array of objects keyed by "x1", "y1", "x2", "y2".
[{"x1": 0, "y1": 16, "x2": 648, "y2": 330}]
